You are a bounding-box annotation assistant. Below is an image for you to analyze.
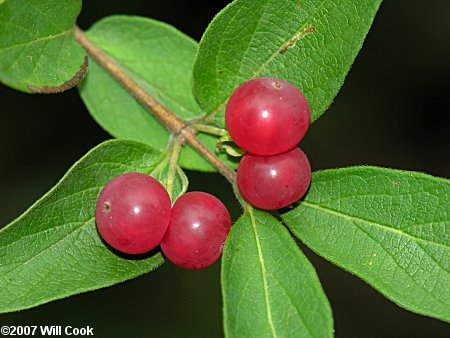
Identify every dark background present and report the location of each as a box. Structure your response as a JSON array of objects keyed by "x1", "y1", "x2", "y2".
[{"x1": 1, "y1": 1, "x2": 449, "y2": 337}]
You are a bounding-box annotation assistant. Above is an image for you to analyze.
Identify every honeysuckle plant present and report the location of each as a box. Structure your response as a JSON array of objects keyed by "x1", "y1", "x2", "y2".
[{"x1": 0, "y1": 0, "x2": 448, "y2": 337}]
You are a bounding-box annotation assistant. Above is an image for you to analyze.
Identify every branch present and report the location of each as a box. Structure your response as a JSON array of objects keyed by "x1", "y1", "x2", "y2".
[{"x1": 73, "y1": 26, "x2": 236, "y2": 185}]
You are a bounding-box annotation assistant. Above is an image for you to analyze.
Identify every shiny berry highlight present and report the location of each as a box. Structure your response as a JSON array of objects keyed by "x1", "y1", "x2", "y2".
[
  {"x1": 95, "y1": 173, "x2": 171, "y2": 254},
  {"x1": 161, "y1": 192, "x2": 231, "y2": 270},
  {"x1": 225, "y1": 77, "x2": 310, "y2": 156},
  {"x1": 237, "y1": 148, "x2": 311, "y2": 210}
]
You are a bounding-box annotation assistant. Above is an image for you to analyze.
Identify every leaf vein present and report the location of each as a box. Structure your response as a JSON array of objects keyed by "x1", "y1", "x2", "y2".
[
  {"x1": 248, "y1": 208, "x2": 279, "y2": 338},
  {"x1": 349, "y1": 218, "x2": 447, "y2": 306},
  {"x1": 1, "y1": 218, "x2": 93, "y2": 288},
  {"x1": 0, "y1": 29, "x2": 72, "y2": 52},
  {"x1": 301, "y1": 201, "x2": 449, "y2": 251}
]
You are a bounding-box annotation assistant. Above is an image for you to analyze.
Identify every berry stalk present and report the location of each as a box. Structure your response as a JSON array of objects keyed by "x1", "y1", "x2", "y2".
[
  {"x1": 165, "y1": 137, "x2": 182, "y2": 199},
  {"x1": 73, "y1": 26, "x2": 237, "y2": 185}
]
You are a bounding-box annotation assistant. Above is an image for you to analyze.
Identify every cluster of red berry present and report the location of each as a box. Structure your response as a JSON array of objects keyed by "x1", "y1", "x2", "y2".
[
  {"x1": 95, "y1": 77, "x2": 311, "y2": 269},
  {"x1": 95, "y1": 173, "x2": 231, "y2": 270},
  {"x1": 226, "y1": 78, "x2": 312, "y2": 210}
]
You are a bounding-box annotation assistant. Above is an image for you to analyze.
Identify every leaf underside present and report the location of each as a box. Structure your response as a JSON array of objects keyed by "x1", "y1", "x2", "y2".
[
  {"x1": 222, "y1": 209, "x2": 333, "y2": 338},
  {"x1": 0, "y1": 140, "x2": 179, "y2": 313},
  {"x1": 283, "y1": 166, "x2": 450, "y2": 322},
  {"x1": 0, "y1": 0, "x2": 86, "y2": 93},
  {"x1": 77, "y1": 15, "x2": 237, "y2": 172},
  {"x1": 193, "y1": 0, "x2": 383, "y2": 126}
]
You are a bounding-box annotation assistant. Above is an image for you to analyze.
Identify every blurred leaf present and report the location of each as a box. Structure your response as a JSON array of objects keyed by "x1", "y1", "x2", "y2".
[
  {"x1": 0, "y1": 0, "x2": 86, "y2": 93},
  {"x1": 78, "y1": 15, "x2": 236, "y2": 172},
  {"x1": 193, "y1": 0, "x2": 382, "y2": 125},
  {"x1": 283, "y1": 166, "x2": 450, "y2": 322},
  {"x1": 222, "y1": 209, "x2": 333, "y2": 337},
  {"x1": 0, "y1": 140, "x2": 167, "y2": 313}
]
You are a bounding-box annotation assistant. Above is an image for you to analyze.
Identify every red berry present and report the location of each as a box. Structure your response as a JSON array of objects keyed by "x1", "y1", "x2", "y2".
[
  {"x1": 237, "y1": 148, "x2": 311, "y2": 210},
  {"x1": 161, "y1": 192, "x2": 231, "y2": 270},
  {"x1": 95, "y1": 173, "x2": 171, "y2": 255},
  {"x1": 225, "y1": 77, "x2": 310, "y2": 156}
]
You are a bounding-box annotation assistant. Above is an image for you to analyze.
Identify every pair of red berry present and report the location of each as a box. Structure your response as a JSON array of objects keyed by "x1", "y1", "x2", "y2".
[
  {"x1": 95, "y1": 173, "x2": 231, "y2": 270},
  {"x1": 226, "y1": 78, "x2": 312, "y2": 210}
]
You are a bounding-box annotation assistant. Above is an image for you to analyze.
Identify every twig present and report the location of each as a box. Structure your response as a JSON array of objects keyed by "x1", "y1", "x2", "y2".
[{"x1": 73, "y1": 26, "x2": 236, "y2": 185}]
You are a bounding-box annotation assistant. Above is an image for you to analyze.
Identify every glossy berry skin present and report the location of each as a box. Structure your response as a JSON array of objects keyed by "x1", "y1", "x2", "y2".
[
  {"x1": 95, "y1": 173, "x2": 171, "y2": 255},
  {"x1": 161, "y1": 192, "x2": 231, "y2": 270},
  {"x1": 225, "y1": 77, "x2": 310, "y2": 156},
  {"x1": 237, "y1": 148, "x2": 311, "y2": 210}
]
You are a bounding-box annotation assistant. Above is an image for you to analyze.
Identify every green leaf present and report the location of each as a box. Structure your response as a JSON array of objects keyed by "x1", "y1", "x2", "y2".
[
  {"x1": 216, "y1": 133, "x2": 246, "y2": 158},
  {"x1": 282, "y1": 167, "x2": 450, "y2": 322},
  {"x1": 0, "y1": 140, "x2": 168, "y2": 313},
  {"x1": 193, "y1": 0, "x2": 382, "y2": 125},
  {"x1": 78, "y1": 15, "x2": 236, "y2": 172},
  {"x1": 222, "y1": 209, "x2": 333, "y2": 338},
  {"x1": 0, "y1": 0, "x2": 86, "y2": 93}
]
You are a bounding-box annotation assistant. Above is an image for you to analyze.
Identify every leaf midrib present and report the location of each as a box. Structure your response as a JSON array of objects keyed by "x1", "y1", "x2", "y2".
[
  {"x1": 0, "y1": 28, "x2": 72, "y2": 52},
  {"x1": 300, "y1": 201, "x2": 450, "y2": 252},
  {"x1": 348, "y1": 216, "x2": 448, "y2": 307},
  {"x1": 248, "y1": 209, "x2": 278, "y2": 338},
  {"x1": 207, "y1": 0, "x2": 327, "y2": 118},
  {"x1": 0, "y1": 218, "x2": 94, "y2": 280}
]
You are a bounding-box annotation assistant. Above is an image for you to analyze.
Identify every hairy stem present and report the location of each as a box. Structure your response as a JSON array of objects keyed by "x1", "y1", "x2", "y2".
[{"x1": 73, "y1": 26, "x2": 236, "y2": 185}]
